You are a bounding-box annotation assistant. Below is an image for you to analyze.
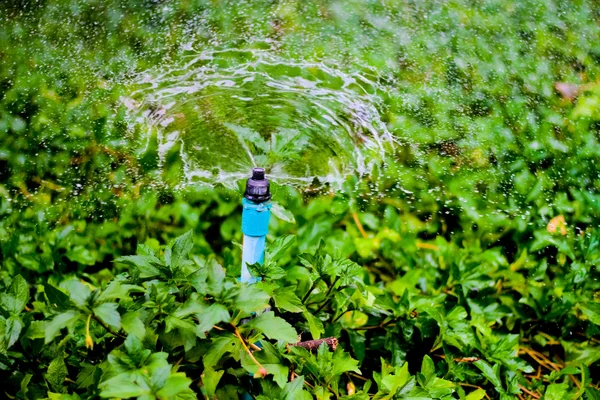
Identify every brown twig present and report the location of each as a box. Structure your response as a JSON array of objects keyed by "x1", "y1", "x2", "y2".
[
  {"x1": 290, "y1": 337, "x2": 338, "y2": 352},
  {"x1": 519, "y1": 347, "x2": 561, "y2": 371},
  {"x1": 432, "y1": 354, "x2": 480, "y2": 363},
  {"x1": 348, "y1": 372, "x2": 368, "y2": 381},
  {"x1": 249, "y1": 342, "x2": 262, "y2": 352},
  {"x1": 519, "y1": 384, "x2": 541, "y2": 399},
  {"x1": 355, "y1": 319, "x2": 395, "y2": 331},
  {"x1": 352, "y1": 212, "x2": 368, "y2": 239},
  {"x1": 233, "y1": 326, "x2": 267, "y2": 378},
  {"x1": 457, "y1": 383, "x2": 490, "y2": 400},
  {"x1": 570, "y1": 375, "x2": 581, "y2": 390}
]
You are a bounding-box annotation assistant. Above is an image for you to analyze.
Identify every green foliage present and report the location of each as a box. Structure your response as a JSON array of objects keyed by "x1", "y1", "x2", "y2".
[
  {"x1": 1, "y1": 0, "x2": 600, "y2": 399},
  {"x1": 1, "y1": 231, "x2": 598, "y2": 398}
]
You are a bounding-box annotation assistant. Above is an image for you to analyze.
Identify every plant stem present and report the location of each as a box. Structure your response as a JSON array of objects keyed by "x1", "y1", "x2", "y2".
[
  {"x1": 352, "y1": 212, "x2": 368, "y2": 238},
  {"x1": 302, "y1": 277, "x2": 321, "y2": 303},
  {"x1": 355, "y1": 318, "x2": 396, "y2": 331},
  {"x1": 85, "y1": 313, "x2": 94, "y2": 349},
  {"x1": 92, "y1": 314, "x2": 126, "y2": 339},
  {"x1": 233, "y1": 326, "x2": 266, "y2": 377},
  {"x1": 290, "y1": 337, "x2": 338, "y2": 352}
]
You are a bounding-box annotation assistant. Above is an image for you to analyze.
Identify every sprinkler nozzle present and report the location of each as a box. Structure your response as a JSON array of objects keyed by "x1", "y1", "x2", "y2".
[{"x1": 244, "y1": 167, "x2": 271, "y2": 203}]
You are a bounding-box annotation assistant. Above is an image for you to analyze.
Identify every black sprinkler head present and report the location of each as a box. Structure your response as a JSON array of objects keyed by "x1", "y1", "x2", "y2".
[{"x1": 244, "y1": 167, "x2": 271, "y2": 203}]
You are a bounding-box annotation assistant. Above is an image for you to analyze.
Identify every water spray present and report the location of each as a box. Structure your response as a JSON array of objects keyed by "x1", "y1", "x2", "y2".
[{"x1": 241, "y1": 168, "x2": 272, "y2": 283}]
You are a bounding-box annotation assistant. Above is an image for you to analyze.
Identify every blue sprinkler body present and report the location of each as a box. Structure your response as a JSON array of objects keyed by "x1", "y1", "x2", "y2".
[{"x1": 240, "y1": 168, "x2": 272, "y2": 283}]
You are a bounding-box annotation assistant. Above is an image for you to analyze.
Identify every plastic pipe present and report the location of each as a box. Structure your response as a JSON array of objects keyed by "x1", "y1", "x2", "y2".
[{"x1": 241, "y1": 168, "x2": 272, "y2": 283}]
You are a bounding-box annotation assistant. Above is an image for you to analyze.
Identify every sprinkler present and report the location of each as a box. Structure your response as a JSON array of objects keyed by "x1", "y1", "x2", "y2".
[{"x1": 241, "y1": 168, "x2": 272, "y2": 283}]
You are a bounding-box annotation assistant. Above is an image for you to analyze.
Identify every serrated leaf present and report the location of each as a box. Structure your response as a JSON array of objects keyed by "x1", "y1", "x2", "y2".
[
  {"x1": 171, "y1": 230, "x2": 194, "y2": 268},
  {"x1": 245, "y1": 311, "x2": 298, "y2": 343},
  {"x1": 267, "y1": 235, "x2": 296, "y2": 262},
  {"x1": 1, "y1": 275, "x2": 28, "y2": 314},
  {"x1": 19, "y1": 373, "x2": 32, "y2": 400},
  {"x1": 99, "y1": 372, "x2": 145, "y2": 398},
  {"x1": 45, "y1": 310, "x2": 81, "y2": 344},
  {"x1": 331, "y1": 347, "x2": 361, "y2": 375},
  {"x1": 282, "y1": 375, "x2": 305, "y2": 399},
  {"x1": 44, "y1": 284, "x2": 73, "y2": 310},
  {"x1": 465, "y1": 388, "x2": 487, "y2": 400},
  {"x1": 5, "y1": 315, "x2": 23, "y2": 348},
  {"x1": 26, "y1": 320, "x2": 47, "y2": 339},
  {"x1": 577, "y1": 302, "x2": 600, "y2": 326},
  {"x1": 273, "y1": 288, "x2": 304, "y2": 313},
  {"x1": 46, "y1": 356, "x2": 67, "y2": 393},
  {"x1": 76, "y1": 365, "x2": 98, "y2": 389},
  {"x1": 241, "y1": 341, "x2": 288, "y2": 387},
  {"x1": 303, "y1": 311, "x2": 324, "y2": 340},
  {"x1": 420, "y1": 355, "x2": 435, "y2": 383},
  {"x1": 474, "y1": 360, "x2": 502, "y2": 390},
  {"x1": 121, "y1": 311, "x2": 146, "y2": 339},
  {"x1": 115, "y1": 255, "x2": 162, "y2": 279},
  {"x1": 93, "y1": 302, "x2": 121, "y2": 330},
  {"x1": 202, "y1": 367, "x2": 224, "y2": 398},
  {"x1": 156, "y1": 373, "x2": 192, "y2": 398},
  {"x1": 203, "y1": 335, "x2": 237, "y2": 369},
  {"x1": 97, "y1": 281, "x2": 143, "y2": 303},
  {"x1": 195, "y1": 303, "x2": 231, "y2": 335},
  {"x1": 271, "y1": 203, "x2": 296, "y2": 224},
  {"x1": 233, "y1": 284, "x2": 270, "y2": 314},
  {"x1": 61, "y1": 280, "x2": 91, "y2": 308},
  {"x1": 545, "y1": 383, "x2": 569, "y2": 400}
]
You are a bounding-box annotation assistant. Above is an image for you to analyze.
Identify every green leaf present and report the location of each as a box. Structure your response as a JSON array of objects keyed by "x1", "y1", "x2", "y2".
[
  {"x1": 203, "y1": 335, "x2": 238, "y2": 369},
  {"x1": 121, "y1": 311, "x2": 146, "y2": 339},
  {"x1": 155, "y1": 373, "x2": 192, "y2": 398},
  {"x1": 241, "y1": 342, "x2": 289, "y2": 387},
  {"x1": 381, "y1": 362, "x2": 411, "y2": 394},
  {"x1": 244, "y1": 311, "x2": 298, "y2": 343},
  {"x1": 45, "y1": 310, "x2": 81, "y2": 344},
  {"x1": 474, "y1": 360, "x2": 503, "y2": 390},
  {"x1": 303, "y1": 311, "x2": 324, "y2": 340},
  {"x1": 97, "y1": 281, "x2": 142, "y2": 303},
  {"x1": 267, "y1": 235, "x2": 296, "y2": 261},
  {"x1": 5, "y1": 315, "x2": 23, "y2": 348},
  {"x1": 420, "y1": 354, "x2": 435, "y2": 383},
  {"x1": 99, "y1": 373, "x2": 145, "y2": 398},
  {"x1": 425, "y1": 377, "x2": 455, "y2": 398},
  {"x1": 0, "y1": 275, "x2": 28, "y2": 314},
  {"x1": 46, "y1": 355, "x2": 67, "y2": 393},
  {"x1": 545, "y1": 383, "x2": 569, "y2": 400},
  {"x1": 26, "y1": 320, "x2": 47, "y2": 339},
  {"x1": 271, "y1": 203, "x2": 296, "y2": 224},
  {"x1": 195, "y1": 303, "x2": 231, "y2": 335},
  {"x1": 18, "y1": 373, "x2": 32, "y2": 400},
  {"x1": 76, "y1": 365, "x2": 99, "y2": 389},
  {"x1": 94, "y1": 302, "x2": 121, "y2": 330},
  {"x1": 171, "y1": 230, "x2": 194, "y2": 268},
  {"x1": 273, "y1": 288, "x2": 304, "y2": 313},
  {"x1": 465, "y1": 388, "x2": 487, "y2": 400},
  {"x1": 282, "y1": 375, "x2": 305, "y2": 399},
  {"x1": 115, "y1": 255, "x2": 162, "y2": 279},
  {"x1": 577, "y1": 302, "x2": 600, "y2": 326},
  {"x1": 123, "y1": 334, "x2": 148, "y2": 359},
  {"x1": 233, "y1": 284, "x2": 270, "y2": 314},
  {"x1": 331, "y1": 347, "x2": 361, "y2": 375},
  {"x1": 44, "y1": 284, "x2": 73, "y2": 310},
  {"x1": 202, "y1": 367, "x2": 224, "y2": 398},
  {"x1": 61, "y1": 280, "x2": 91, "y2": 308}
]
